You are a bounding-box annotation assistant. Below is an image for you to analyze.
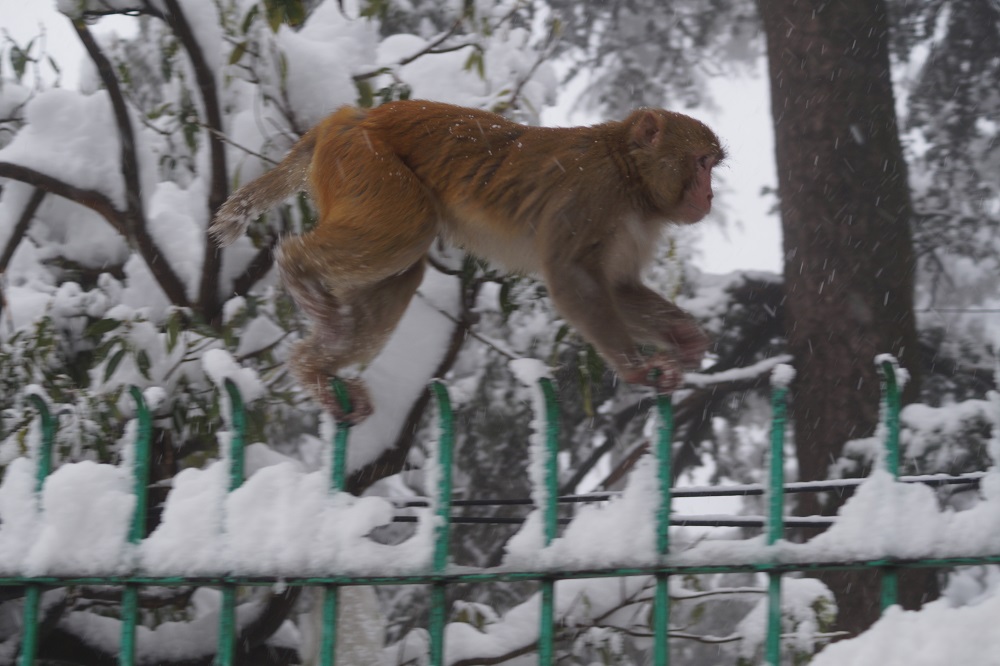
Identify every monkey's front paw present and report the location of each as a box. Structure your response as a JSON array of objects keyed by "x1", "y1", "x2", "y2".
[
  {"x1": 622, "y1": 355, "x2": 684, "y2": 395},
  {"x1": 322, "y1": 377, "x2": 374, "y2": 425}
]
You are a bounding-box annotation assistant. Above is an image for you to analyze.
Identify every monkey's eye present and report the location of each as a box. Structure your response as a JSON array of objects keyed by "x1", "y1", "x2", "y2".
[{"x1": 698, "y1": 155, "x2": 713, "y2": 169}]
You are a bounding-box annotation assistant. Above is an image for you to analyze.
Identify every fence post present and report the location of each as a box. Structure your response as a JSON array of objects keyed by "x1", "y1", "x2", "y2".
[
  {"x1": 216, "y1": 379, "x2": 247, "y2": 666},
  {"x1": 19, "y1": 394, "x2": 55, "y2": 666},
  {"x1": 765, "y1": 367, "x2": 791, "y2": 666},
  {"x1": 537, "y1": 378, "x2": 560, "y2": 665},
  {"x1": 653, "y1": 394, "x2": 673, "y2": 666},
  {"x1": 120, "y1": 387, "x2": 153, "y2": 666},
  {"x1": 878, "y1": 357, "x2": 902, "y2": 611},
  {"x1": 428, "y1": 381, "x2": 455, "y2": 666},
  {"x1": 319, "y1": 378, "x2": 355, "y2": 666}
]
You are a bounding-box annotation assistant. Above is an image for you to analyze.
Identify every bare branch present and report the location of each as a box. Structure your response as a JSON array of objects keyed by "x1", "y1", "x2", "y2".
[
  {"x1": 0, "y1": 187, "x2": 46, "y2": 271},
  {"x1": 347, "y1": 279, "x2": 478, "y2": 494},
  {"x1": 448, "y1": 577, "x2": 772, "y2": 665},
  {"x1": 227, "y1": 236, "x2": 278, "y2": 305},
  {"x1": 161, "y1": 0, "x2": 228, "y2": 318},
  {"x1": 399, "y1": 19, "x2": 464, "y2": 66},
  {"x1": 72, "y1": 19, "x2": 142, "y2": 221},
  {"x1": 352, "y1": 19, "x2": 465, "y2": 81},
  {"x1": 419, "y1": 292, "x2": 520, "y2": 361},
  {"x1": 70, "y1": 19, "x2": 191, "y2": 308},
  {"x1": 201, "y1": 122, "x2": 280, "y2": 166}
]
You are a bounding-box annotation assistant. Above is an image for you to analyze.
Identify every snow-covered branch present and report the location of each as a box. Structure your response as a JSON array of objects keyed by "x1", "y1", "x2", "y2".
[
  {"x1": 0, "y1": 162, "x2": 125, "y2": 232},
  {"x1": 0, "y1": 187, "x2": 45, "y2": 272},
  {"x1": 161, "y1": 0, "x2": 228, "y2": 317},
  {"x1": 68, "y1": 19, "x2": 191, "y2": 309},
  {"x1": 71, "y1": 19, "x2": 143, "y2": 223}
]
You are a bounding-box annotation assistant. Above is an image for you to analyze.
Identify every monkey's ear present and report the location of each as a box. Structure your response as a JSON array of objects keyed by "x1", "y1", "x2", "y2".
[{"x1": 631, "y1": 111, "x2": 661, "y2": 147}]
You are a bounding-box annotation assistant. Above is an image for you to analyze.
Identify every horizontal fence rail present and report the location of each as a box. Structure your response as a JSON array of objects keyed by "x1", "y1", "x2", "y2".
[{"x1": 1, "y1": 356, "x2": 998, "y2": 665}]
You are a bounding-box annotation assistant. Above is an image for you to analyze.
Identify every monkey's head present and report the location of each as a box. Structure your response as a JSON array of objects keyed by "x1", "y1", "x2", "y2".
[{"x1": 627, "y1": 109, "x2": 725, "y2": 224}]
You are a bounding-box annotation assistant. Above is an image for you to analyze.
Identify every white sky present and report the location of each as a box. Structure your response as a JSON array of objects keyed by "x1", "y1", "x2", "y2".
[{"x1": 0, "y1": 0, "x2": 783, "y2": 275}]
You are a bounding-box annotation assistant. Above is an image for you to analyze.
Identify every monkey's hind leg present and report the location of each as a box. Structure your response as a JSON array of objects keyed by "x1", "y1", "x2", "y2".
[{"x1": 278, "y1": 238, "x2": 427, "y2": 423}]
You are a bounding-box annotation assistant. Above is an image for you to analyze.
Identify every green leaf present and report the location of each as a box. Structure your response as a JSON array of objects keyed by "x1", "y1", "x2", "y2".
[
  {"x1": 499, "y1": 279, "x2": 517, "y2": 319},
  {"x1": 147, "y1": 103, "x2": 172, "y2": 120},
  {"x1": 104, "y1": 348, "x2": 126, "y2": 383},
  {"x1": 241, "y1": 5, "x2": 259, "y2": 33},
  {"x1": 690, "y1": 602, "x2": 706, "y2": 624},
  {"x1": 585, "y1": 344, "x2": 604, "y2": 377},
  {"x1": 85, "y1": 318, "x2": 122, "y2": 340},
  {"x1": 136, "y1": 350, "x2": 152, "y2": 380},
  {"x1": 278, "y1": 52, "x2": 288, "y2": 81},
  {"x1": 553, "y1": 324, "x2": 570, "y2": 346},
  {"x1": 285, "y1": 0, "x2": 306, "y2": 26},
  {"x1": 463, "y1": 51, "x2": 485, "y2": 79},
  {"x1": 356, "y1": 79, "x2": 374, "y2": 108},
  {"x1": 360, "y1": 0, "x2": 389, "y2": 19},
  {"x1": 579, "y1": 364, "x2": 594, "y2": 418},
  {"x1": 296, "y1": 193, "x2": 316, "y2": 230},
  {"x1": 10, "y1": 46, "x2": 28, "y2": 81},
  {"x1": 265, "y1": 0, "x2": 283, "y2": 31},
  {"x1": 228, "y1": 41, "x2": 249, "y2": 66},
  {"x1": 92, "y1": 338, "x2": 119, "y2": 365},
  {"x1": 166, "y1": 312, "x2": 182, "y2": 353}
]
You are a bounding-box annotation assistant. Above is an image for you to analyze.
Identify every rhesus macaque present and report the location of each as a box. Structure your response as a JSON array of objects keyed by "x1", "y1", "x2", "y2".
[{"x1": 211, "y1": 100, "x2": 724, "y2": 423}]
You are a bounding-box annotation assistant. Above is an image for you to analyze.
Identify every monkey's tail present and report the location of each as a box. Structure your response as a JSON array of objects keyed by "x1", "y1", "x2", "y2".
[{"x1": 209, "y1": 130, "x2": 318, "y2": 247}]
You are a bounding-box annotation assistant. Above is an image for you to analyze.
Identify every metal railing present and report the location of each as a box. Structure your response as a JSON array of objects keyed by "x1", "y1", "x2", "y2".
[{"x1": 3, "y1": 356, "x2": 998, "y2": 665}]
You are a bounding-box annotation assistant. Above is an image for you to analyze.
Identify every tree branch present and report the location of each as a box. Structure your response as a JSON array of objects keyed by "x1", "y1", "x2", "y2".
[
  {"x1": 72, "y1": 19, "x2": 142, "y2": 221},
  {"x1": 236, "y1": 588, "x2": 301, "y2": 657},
  {"x1": 0, "y1": 187, "x2": 46, "y2": 271},
  {"x1": 347, "y1": 275, "x2": 477, "y2": 494},
  {"x1": 162, "y1": 0, "x2": 229, "y2": 319},
  {"x1": 0, "y1": 163, "x2": 125, "y2": 233},
  {"x1": 352, "y1": 19, "x2": 464, "y2": 81},
  {"x1": 71, "y1": 19, "x2": 191, "y2": 309},
  {"x1": 447, "y1": 576, "x2": 763, "y2": 665},
  {"x1": 227, "y1": 237, "x2": 278, "y2": 305}
]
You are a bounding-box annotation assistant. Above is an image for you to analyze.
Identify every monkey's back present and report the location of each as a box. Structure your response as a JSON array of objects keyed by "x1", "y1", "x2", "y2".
[{"x1": 366, "y1": 101, "x2": 639, "y2": 270}]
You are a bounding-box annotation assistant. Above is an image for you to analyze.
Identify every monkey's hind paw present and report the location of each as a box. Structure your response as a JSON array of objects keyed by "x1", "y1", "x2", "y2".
[
  {"x1": 321, "y1": 377, "x2": 374, "y2": 425},
  {"x1": 623, "y1": 356, "x2": 684, "y2": 395}
]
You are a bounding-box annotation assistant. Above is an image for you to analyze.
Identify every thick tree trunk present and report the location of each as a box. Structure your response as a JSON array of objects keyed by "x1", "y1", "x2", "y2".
[{"x1": 758, "y1": 0, "x2": 933, "y2": 634}]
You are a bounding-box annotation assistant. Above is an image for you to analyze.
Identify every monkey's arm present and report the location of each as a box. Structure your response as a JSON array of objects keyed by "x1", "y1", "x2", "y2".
[
  {"x1": 614, "y1": 283, "x2": 709, "y2": 369},
  {"x1": 540, "y1": 233, "x2": 700, "y2": 393},
  {"x1": 544, "y1": 261, "x2": 643, "y2": 376}
]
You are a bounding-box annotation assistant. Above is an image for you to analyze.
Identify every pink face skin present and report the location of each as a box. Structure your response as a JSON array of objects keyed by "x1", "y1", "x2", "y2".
[{"x1": 675, "y1": 153, "x2": 718, "y2": 223}]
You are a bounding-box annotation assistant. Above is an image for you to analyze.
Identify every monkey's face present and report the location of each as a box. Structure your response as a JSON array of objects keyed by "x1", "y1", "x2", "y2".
[
  {"x1": 672, "y1": 152, "x2": 721, "y2": 224},
  {"x1": 626, "y1": 109, "x2": 724, "y2": 224}
]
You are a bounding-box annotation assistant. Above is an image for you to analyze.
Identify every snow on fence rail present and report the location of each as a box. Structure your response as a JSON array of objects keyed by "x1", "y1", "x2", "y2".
[{"x1": 2, "y1": 357, "x2": 1000, "y2": 665}]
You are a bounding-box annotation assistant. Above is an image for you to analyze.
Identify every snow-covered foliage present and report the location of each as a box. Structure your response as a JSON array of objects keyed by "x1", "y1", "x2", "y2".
[{"x1": 0, "y1": 0, "x2": 557, "y2": 473}]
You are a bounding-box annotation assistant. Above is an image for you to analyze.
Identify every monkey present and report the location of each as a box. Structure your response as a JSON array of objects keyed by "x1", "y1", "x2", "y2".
[{"x1": 211, "y1": 100, "x2": 724, "y2": 423}]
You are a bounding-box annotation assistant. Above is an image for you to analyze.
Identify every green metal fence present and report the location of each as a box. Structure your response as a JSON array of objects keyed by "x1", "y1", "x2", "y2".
[{"x1": 4, "y1": 357, "x2": 999, "y2": 665}]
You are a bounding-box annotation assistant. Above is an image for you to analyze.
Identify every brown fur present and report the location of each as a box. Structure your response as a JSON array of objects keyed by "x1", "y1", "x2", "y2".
[{"x1": 211, "y1": 100, "x2": 724, "y2": 423}]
